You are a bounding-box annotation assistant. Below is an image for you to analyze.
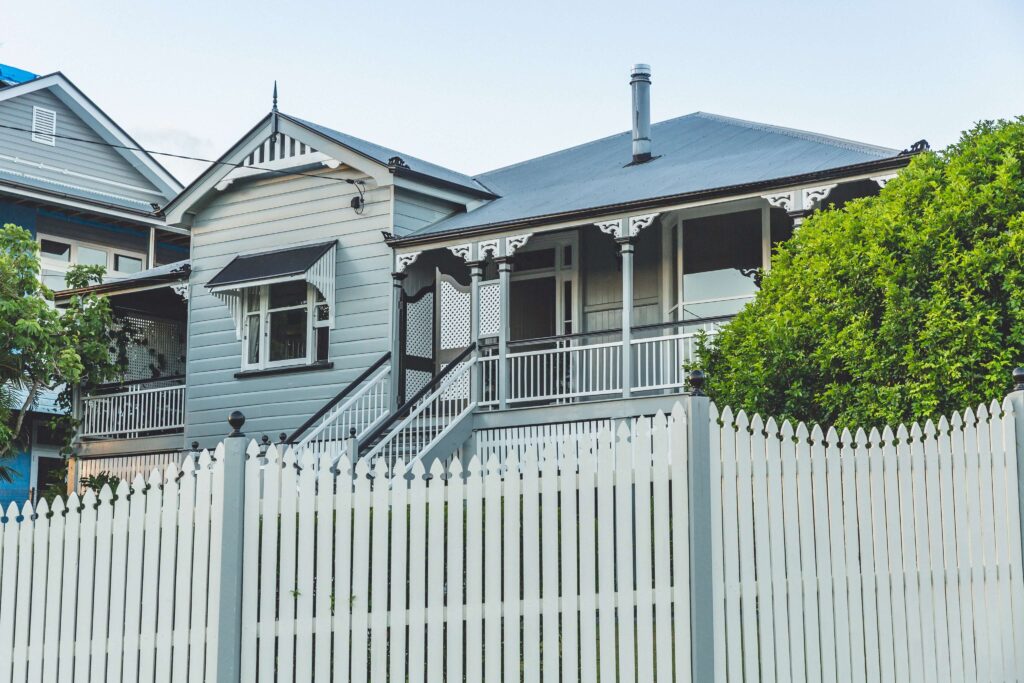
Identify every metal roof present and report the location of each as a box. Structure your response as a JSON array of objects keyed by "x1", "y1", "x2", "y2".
[
  {"x1": 206, "y1": 241, "x2": 335, "y2": 289},
  {"x1": 404, "y1": 111, "x2": 902, "y2": 239},
  {"x1": 52, "y1": 260, "x2": 190, "y2": 301},
  {"x1": 289, "y1": 116, "x2": 491, "y2": 196},
  {"x1": 0, "y1": 64, "x2": 38, "y2": 86}
]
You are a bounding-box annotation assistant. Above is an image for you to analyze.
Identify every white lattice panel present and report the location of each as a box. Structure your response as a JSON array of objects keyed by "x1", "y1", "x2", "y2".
[
  {"x1": 479, "y1": 281, "x2": 501, "y2": 337},
  {"x1": 440, "y1": 361, "x2": 470, "y2": 400},
  {"x1": 440, "y1": 278, "x2": 471, "y2": 350},
  {"x1": 405, "y1": 370, "x2": 432, "y2": 398},
  {"x1": 123, "y1": 315, "x2": 186, "y2": 381},
  {"x1": 405, "y1": 292, "x2": 434, "y2": 358}
]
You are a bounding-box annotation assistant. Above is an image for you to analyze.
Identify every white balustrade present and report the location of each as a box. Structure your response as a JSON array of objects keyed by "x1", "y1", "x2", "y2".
[
  {"x1": 364, "y1": 360, "x2": 477, "y2": 475},
  {"x1": 79, "y1": 380, "x2": 185, "y2": 439},
  {"x1": 507, "y1": 339, "x2": 622, "y2": 403},
  {"x1": 632, "y1": 324, "x2": 720, "y2": 392},
  {"x1": 296, "y1": 366, "x2": 391, "y2": 450}
]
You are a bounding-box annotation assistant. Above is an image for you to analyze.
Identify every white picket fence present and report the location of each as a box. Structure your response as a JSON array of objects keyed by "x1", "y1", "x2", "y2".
[
  {"x1": 3, "y1": 395, "x2": 1024, "y2": 682},
  {"x1": 0, "y1": 449, "x2": 226, "y2": 683},
  {"x1": 710, "y1": 400, "x2": 1024, "y2": 683}
]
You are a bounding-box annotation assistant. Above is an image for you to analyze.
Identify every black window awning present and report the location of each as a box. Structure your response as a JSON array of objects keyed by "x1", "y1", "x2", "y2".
[
  {"x1": 207, "y1": 241, "x2": 336, "y2": 290},
  {"x1": 206, "y1": 241, "x2": 337, "y2": 339}
]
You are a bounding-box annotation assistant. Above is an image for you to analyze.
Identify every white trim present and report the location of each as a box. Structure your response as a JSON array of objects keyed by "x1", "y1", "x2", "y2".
[
  {"x1": 628, "y1": 213, "x2": 659, "y2": 237},
  {"x1": 0, "y1": 152, "x2": 167, "y2": 197},
  {"x1": 802, "y1": 183, "x2": 838, "y2": 209},
  {"x1": 0, "y1": 74, "x2": 181, "y2": 196},
  {"x1": 239, "y1": 281, "x2": 329, "y2": 371},
  {"x1": 0, "y1": 164, "x2": 158, "y2": 209},
  {"x1": 31, "y1": 106, "x2": 56, "y2": 146},
  {"x1": 0, "y1": 181, "x2": 175, "y2": 228},
  {"x1": 871, "y1": 173, "x2": 898, "y2": 188},
  {"x1": 37, "y1": 232, "x2": 148, "y2": 285}
]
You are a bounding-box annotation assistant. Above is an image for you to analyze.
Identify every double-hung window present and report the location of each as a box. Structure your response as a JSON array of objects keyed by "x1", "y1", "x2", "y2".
[
  {"x1": 241, "y1": 281, "x2": 330, "y2": 370},
  {"x1": 206, "y1": 240, "x2": 337, "y2": 372},
  {"x1": 37, "y1": 234, "x2": 147, "y2": 290}
]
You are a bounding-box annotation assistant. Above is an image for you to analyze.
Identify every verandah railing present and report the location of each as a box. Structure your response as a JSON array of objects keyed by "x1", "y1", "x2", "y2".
[
  {"x1": 481, "y1": 317, "x2": 726, "y2": 405},
  {"x1": 79, "y1": 375, "x2": 186, "y2": 439}
]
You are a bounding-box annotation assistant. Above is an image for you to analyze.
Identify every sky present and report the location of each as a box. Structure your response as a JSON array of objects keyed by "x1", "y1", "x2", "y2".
[{"x1": 4, "y1": 0, "x2": 1024, "y2": 186}]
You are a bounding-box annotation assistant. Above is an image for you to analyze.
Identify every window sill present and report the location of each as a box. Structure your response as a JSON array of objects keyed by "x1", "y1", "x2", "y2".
[{"x1": 234, "y1": 361, "x2": 334, "y2": 379}]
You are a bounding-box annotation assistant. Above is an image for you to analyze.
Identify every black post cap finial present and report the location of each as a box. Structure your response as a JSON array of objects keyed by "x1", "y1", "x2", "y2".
[
  {"x1": 228, "y1": 410, "x2": 246, "y2": 437},
  {"x1": 1013, "y1": 367, "x2": 1024, "y2": 393},
  {"x1": 349, "y1": 427, "x2": 357, "y2": 438},
  {"x1": 191, "y1": 441, "x2": 199, "y2": 451},
  {"x1": 261, "y1": 434, "x2": 270, "y2": 445},
  {"x1": 279, "y1": 432, "x2": 288, "y2": 444},
  {"x1": 688, "y1": 369, "x2": 707, "y2": 396}
]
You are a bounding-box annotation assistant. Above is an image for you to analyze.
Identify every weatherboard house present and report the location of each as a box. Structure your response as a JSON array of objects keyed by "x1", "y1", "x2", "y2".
[
  {"x1": 0, "y1": 65, "x2": 185, "y2": 505},
  {"x1": 62, "y1": 65, "x2": 924, "y2": 479}
]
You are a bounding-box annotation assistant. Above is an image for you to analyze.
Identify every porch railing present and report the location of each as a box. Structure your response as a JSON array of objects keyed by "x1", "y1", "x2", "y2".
[
  {"x1": 79, "y1": 376, "x2": 186, "y2": 439},
  {"x1": 481, "y1": 317, "x2": 726, "y2": 406}
]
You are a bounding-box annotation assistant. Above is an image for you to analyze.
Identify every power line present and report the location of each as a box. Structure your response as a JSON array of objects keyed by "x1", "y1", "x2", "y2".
[{"x1": 0, "y1": 122, "x2": 368, "y2": 192}]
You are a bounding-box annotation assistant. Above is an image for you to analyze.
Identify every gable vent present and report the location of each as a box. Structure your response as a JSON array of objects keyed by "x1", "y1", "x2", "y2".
[
  {"x1": 243, "y1": 133, "x2": 315, "y2": 166},
  {"x1": 31, "y1": 106, "x2": 56, "y2": 146}
]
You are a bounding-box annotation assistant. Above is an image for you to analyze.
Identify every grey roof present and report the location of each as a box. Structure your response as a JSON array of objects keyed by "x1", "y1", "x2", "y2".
[
  {"x1": 107, "y1": 259, "x2": 190, "y2": 283},
  {"x1": 406, "y1": 112, "x2": 901, "y2": 238},
  {"x1": 289, "y1": 115, "x2": 491, "y2": 196},
  {"x1": 10, "y1": 386, "x2": 62, "y2": 416},
  {"x1": 0, "y1": 167, "x2": 156, "y2": 212}
]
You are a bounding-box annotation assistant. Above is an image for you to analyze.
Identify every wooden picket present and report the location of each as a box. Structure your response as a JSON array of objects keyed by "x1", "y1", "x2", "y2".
[
  {"x1": 4, "y1": 396, "x2": 1024, "y2": 682},
  {"x1": 711, "y1": 399, "x2": 1024, "y2": 682},
  {"x1": 0, "y1": 446, "x2": 224, "y2": 683},
  {"x1": 234, "y1": 404, "x2": 691, "y2": 682}
]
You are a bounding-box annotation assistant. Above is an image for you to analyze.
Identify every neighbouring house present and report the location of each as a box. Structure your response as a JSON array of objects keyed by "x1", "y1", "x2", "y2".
[
  {"x1": 0, "y1": 64, "x2": 184, "y2": 504},
  {"x1": 62, "y1": 64, "x2": 926, "y2": 479}
]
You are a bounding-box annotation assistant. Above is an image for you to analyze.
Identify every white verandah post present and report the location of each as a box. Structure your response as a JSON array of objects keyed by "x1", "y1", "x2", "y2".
[
  {"x1": 497, "y1": 256, "x2": 512, "y2": 409},
  {"x1": 469, "y1": 260, "x2": 484, "y2": 404},
  {"x1": 619, "y1": 237, "x2": 634, "y2": 398}
]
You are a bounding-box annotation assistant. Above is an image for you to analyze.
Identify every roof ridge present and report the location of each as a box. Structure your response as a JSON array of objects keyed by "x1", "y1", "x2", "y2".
[
  {"x1": 692, "y1": 111, "x2": 897, "y2": 156},
  {"x1": 288, "y1": 114, "x2": 489, "y2": 192}
]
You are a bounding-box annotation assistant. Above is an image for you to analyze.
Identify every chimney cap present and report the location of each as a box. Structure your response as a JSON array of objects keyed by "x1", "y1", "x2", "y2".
[{"x1": 631, "y1": 64, "x2": 651, "y2": 79}]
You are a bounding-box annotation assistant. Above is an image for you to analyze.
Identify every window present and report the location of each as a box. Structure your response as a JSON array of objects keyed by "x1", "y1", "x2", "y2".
[
  {"x1": 31, "y1": 106, "x2": 56, "y2": 145},
  {"x1": 241, "y1": 282, "x2": 330, "y2": 370},
  {"x1": 115, "y1": 254, "x2": 144, "y2": 274},
  {"x1": 37, "y1": 234, "x2": 147, "y2": 289}
]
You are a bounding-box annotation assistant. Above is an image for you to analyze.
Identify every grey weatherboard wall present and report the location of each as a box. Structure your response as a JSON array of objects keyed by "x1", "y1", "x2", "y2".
[
  {"x1": 0, "y1": 88, "x2": 166, "y2": 209},
  {"x1": 184, "y1": 166, "x2": 395, "y2": 445}
]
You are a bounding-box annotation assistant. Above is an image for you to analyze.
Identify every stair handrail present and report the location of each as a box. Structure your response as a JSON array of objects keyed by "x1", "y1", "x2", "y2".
[
  {"x1": 286, "y1": 351, "x2": 391, "y2": 444},
  {"x1": 362, "y1": 359, "x2": 478, "y2": 472},
  {"x1": 358, "y1": 343, "x2": 476, "y2": 457}
]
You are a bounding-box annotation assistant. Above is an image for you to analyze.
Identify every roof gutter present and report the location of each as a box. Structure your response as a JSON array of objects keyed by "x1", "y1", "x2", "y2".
[
  {"x1": 52, "y1": 263, "x2": 191, "y2": 303},
  {"x1": 388, "y1": 153, "x2": 916, "y2": 247}
]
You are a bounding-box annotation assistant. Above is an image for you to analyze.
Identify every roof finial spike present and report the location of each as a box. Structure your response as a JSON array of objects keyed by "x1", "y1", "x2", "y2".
[{"x1": 272, "y1": 80, "x2": 278, "y2": 112}]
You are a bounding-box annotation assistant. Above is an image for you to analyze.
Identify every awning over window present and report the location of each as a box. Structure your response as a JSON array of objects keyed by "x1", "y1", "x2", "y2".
[{"x1": 207, "y1": 241, "x2": 336, "y2": 339}]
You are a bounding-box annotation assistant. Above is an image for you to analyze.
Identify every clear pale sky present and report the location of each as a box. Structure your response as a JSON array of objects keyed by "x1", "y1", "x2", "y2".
[{"x1": 5, "y1": 0, "x2": 1023, "y2": 184}]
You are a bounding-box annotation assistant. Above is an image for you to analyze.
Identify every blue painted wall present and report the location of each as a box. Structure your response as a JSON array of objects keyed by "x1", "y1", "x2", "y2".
[{"x1": 0, "y1": 449, "x2": 32, "y2": 509}]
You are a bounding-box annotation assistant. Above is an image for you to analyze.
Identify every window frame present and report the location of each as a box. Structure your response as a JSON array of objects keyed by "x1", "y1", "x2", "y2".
[
  {"x1": 37, "y1": 233, "x2": 147, "y2": 288},
  {"x1": 241, "y1": 281, "x2": 330, "y2": 371}
]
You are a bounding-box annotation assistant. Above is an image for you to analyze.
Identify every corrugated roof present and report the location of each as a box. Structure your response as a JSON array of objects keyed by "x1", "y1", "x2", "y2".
[
  {"x1": 10, "y1": 386, "x2": 62, "y2": 415},
  {"x1": 207, "y1": 242, "x2": 334, "y2": 289},
  {"x1": 405, "y1": 111, "x2": 900, "y2": 238},
  {"x1": 0, "y1": 167, "x2": 156, "y2": 212},
  {"x1": 289, "y1": 116, "x2": 490, "y2": 195}
]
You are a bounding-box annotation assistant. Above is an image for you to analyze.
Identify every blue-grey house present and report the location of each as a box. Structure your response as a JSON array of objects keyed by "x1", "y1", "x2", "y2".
[
  {"x1": 0, "y1": 64, "x2": 184, "y2": 504},
  {"x1": 64, "y1": 65, "x2": 923, "y2": 478}
]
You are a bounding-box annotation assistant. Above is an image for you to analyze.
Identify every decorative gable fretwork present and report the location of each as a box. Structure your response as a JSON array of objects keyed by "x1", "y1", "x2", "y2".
[
  {"x1": 243, "y1": 133, "x2": 316, "y2": 167},
  {"x1": 216, "y1": 133, "x2": 343, "y2": 191}
]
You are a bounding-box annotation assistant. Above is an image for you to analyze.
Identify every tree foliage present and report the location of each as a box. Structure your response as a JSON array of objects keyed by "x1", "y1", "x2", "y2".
[
  {"x1": 697, "y1": 118, "x2": 1024, "y2": 429},
  {"x1": 0, "y1": 224, "x2": 130, "y2": 480}
]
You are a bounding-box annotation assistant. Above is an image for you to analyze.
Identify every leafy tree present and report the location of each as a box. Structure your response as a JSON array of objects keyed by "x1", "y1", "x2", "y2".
[
  {"x1": 696, "y1": 117, "x2": 1024, "y2": 429},
  {"x1": 0, "y1": 224, "x2": 131, "y2": 481}
]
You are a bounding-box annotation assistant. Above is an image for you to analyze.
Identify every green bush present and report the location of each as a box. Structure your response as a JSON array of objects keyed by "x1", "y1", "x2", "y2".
[{"x1": 697, "y1": 117, "x2": 1024, "y2": 428}]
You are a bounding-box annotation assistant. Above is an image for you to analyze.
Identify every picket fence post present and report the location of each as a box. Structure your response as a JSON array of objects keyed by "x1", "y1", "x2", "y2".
[
  {"x1": 687, "y1": 370, "x2": 718, "y2": 682},
  {"x1": 211, "y1": 410, "x2": 248, "y2": 683},
  {"x1": 1009, "y1": 368, "x2": 1024, "y2": 569}
]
